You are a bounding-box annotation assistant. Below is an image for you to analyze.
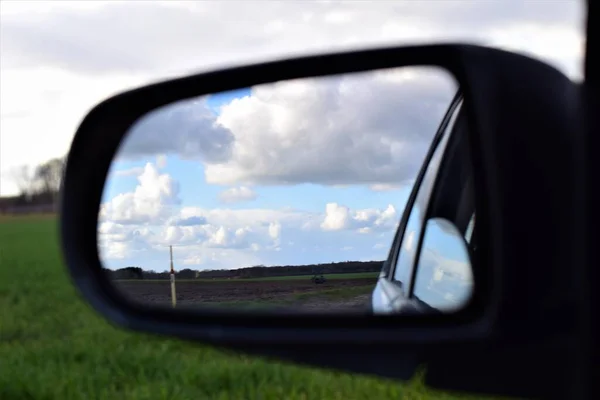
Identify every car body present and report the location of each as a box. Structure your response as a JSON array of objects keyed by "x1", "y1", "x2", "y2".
[{"x1": 372, "y1": 94, "x2": 476, "y2": 315}]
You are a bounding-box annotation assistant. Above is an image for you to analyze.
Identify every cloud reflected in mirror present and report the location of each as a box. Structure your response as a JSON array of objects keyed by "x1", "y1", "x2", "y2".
[
  {"x1": 412, "y1": 217, "x2": 474, "y2": 312},
  {"x1": 98, "y1": 66, "x2": 459, "y2": 314}
]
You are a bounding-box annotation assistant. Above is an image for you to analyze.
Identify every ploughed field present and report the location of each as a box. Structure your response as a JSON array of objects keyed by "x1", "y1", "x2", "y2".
[{"x1": 114, "y1": 275, "x2": 377, "y2": 312}]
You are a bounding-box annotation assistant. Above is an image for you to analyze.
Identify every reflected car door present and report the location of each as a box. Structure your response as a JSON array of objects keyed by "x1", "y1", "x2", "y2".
[
  {"x1": 371, "y1": 94, "x2": 464, "y2": 314},
  {"x1": 409, "y1": 98, "x2": 477, "y2": 312}
]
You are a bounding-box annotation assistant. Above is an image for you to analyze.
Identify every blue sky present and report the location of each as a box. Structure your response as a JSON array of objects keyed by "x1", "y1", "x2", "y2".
[
  {"x1": 101, "y1": 147, "x2": 470, "y2": 275},
  {"x1": 106, "y1": 156, "x2": 410, "y2": 213},
  {"x1": 104, "y1": 87, "x2": 413, "y2": 214},
  {"x1": 102, "y1": 150, "x2": 412, "y2": 271},
  {"x1": 205, "y1": 88, "x2": 252, "y2": 115},
  {"x1": 98, "y1": 74, "x2": 472, "y2": 275}
]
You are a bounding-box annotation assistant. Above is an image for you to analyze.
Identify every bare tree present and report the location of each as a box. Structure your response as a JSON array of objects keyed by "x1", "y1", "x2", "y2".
[
  {"x1": 7, "y1": 156, "x2": 66, "y2": 205},
  {"x1": 33, "y1": 157, "x2": 65, "y2": 202},
  {"x1": 9, "y1": 165, "x2": 36, "y2": 200}
]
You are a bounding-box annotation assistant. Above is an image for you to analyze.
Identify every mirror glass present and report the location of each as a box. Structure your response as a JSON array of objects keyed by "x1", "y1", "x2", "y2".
[
  {"x1": 98, "y1": 66, "x2": 459, "y2": 314},
  {"x1": 412, "y1": 217, "x2": 474, "y2": 312}
]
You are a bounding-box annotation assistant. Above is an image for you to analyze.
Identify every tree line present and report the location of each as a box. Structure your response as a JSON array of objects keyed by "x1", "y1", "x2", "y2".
[
  {"x1": 104, "y1": 260, "x2": 384, "y2": 280},
  {"x1": 0, "y1": 156, "x2": 66, "y2": 213}
]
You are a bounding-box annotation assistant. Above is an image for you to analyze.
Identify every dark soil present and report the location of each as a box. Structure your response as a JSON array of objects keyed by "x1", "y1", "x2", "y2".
[{"x1": 114, "y1": 277, "x2": 375, "y2": 313}]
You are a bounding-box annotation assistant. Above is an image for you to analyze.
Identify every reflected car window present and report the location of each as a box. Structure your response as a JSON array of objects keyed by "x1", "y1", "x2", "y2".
[
  {"x1": 391, "y1": 101, "x2": 462, "y2": 289},
  {"x1": 465, "y1": 212, "x2": 475, "y2": 244},
  {"x1": 412, "y1": 218, "x2": 474, "y2": 311}
]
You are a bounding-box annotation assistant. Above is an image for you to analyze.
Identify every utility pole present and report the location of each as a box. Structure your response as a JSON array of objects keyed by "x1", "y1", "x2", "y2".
[{"x1": 170, "y1": 245, "x2": 176, "y2": 308}]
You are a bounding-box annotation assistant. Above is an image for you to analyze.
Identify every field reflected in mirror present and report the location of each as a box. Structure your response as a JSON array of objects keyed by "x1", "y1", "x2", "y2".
[{"x1": 98, "y1": 66, "x2": 458, "y2": 314}]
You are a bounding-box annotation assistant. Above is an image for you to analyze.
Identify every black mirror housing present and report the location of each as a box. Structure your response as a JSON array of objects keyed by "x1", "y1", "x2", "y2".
[{"x1": 60, "y1": 43, "x2": 584, "y2": 399}]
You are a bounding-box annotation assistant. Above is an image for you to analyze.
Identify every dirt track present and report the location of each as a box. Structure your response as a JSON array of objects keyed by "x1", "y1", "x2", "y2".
[{"x1": 114, "y1": 277, "x2": 375, "y2": 313}]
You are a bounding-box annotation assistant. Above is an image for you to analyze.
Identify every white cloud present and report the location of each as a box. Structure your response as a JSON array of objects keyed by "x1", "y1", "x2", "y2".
[
  {"x1": 218, "y1": 186, "x2": 257, "y2": 204},
  {"x1": 370, "y1": 184, "x2": 403, "y2": 192},
  {"x1": 183, "y1": 255, "x2": 203, "y2": 266},
  {"x1": 0, "y1": 1, "x2": 583, "y2": 77},
  {"x1": 156, "y1": 154, "x2": 167, "y2": 169},
  {"x1": 207, "y1": 68, "x2": 456, "y2": 186},
  {"x1": 97, "y1": 222, "x2": 157, "y2": 260},
  {"x1": 176, "y1": 206, "x2": 314, "y2": 231},
  {"x1": 114, "y1": 67, "x2": 457, "y2": 187},
  {"x1": 114, "y1": 167, "x2": 144, "y2": 177},
  {"x1": 119, "y1": 98, "x2": 234, "y2": 163},
  {"x1": 321, "y1": 202, "x2": 398, "y2": 233},
  {"x1": 98, "y1": 163, "x2": 400, "y2": 270},
  {"x1": 0, "y1": 0, "x2": 584, "y2": 195},
  {"x1": 321, "y1": 203, "x2": 351, "y2": 231},
  {"x1": 100, "y1": 162, "x2": 181, "y2": 225},
  {"x1": 177, "y1": 248, "x2": 263, "y2": 271},
  {"x1": 413, "y1": 246, "x2": 474, "y2": 308},
  {"x1": 408, "y1": 217, "x2": 475, "y2": 309},
  {"x1": 268, "y1": 221, "x2": 282, "y2": 243},
  {"x1": 210, "y1": 226, "x2": 228, "y2": 246}
]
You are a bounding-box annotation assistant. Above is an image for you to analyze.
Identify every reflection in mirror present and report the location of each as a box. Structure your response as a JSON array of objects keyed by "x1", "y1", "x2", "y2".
[
  {"x1": 412, "y1": 218, "x2": 474, "y2": 312},
  {"x1": 98, "y1": 66, "x2": 458, "y2": 314}
]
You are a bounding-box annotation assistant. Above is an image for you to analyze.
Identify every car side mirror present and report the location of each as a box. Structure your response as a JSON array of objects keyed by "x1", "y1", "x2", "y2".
[
  {"x1": 59, "y1": 43, "x2": 582, "y2": 399},
  {"x1": 412, "y1": 217, "x2": 474, "y2": 313}
]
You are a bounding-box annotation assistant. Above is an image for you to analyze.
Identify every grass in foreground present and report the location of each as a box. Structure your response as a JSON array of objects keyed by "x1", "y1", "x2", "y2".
[
  {"x1": 0, "y1": 212, "x2": 57, "y2": 222},
  {"x1": 0, "y1": 215, "x2": 500, "y2": 399}
]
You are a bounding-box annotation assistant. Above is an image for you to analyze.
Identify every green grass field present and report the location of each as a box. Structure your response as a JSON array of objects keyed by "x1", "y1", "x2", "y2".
[{"x1": 0, "y1": 215, "x2": 495, "y2": 399}]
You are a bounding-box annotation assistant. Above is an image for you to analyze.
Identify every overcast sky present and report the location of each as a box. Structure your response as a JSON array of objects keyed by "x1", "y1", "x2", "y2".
[{"x1": 0, "y1": 0, "x2": 586, "y2": 271}]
